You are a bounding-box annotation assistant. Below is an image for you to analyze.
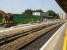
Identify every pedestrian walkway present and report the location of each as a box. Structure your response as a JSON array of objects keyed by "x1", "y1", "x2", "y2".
[{"x1": 63, "y1": 28, "x2": 67, "y2": 50}]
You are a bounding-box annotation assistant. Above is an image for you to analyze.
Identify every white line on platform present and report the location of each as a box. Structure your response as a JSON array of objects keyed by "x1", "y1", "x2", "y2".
[{"x1": 40, "y1": 23, "x2": 65, "y2": 50}]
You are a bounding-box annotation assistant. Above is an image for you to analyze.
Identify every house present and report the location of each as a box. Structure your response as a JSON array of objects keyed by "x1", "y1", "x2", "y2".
[
  {"x1": 59, "y1": 13, "x2": 67, "y2": 20},
  {"x1": 32, "y1": 12, "x2": 41, "y2": 16},
  {"x1": 41, "y1": 12, "x2": 49, "y2": 17}
]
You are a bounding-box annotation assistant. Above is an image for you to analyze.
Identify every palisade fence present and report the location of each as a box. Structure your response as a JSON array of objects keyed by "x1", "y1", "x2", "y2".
[{"x1": 0, "y1": 15, "x2": 42, "y2": 24}]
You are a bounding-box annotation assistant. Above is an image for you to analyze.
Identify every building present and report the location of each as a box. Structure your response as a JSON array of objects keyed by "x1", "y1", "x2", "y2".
[
  {"x1": 32, "y1": 12, "x2": 41, "y2": 16},
  {"x1": 59, "y1": 13, "x2": 67, "y2": 20},
  {"x1": 41, "y1": 12, "x2": 49, "y2": 17}
]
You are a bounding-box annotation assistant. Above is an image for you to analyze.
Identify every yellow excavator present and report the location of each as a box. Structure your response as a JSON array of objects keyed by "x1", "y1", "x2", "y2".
[{"x1": 0, "y1": 10, "x2": 14, "y2": 27}]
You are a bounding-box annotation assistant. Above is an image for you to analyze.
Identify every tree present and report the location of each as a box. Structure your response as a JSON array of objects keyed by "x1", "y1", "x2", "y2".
[
  {"x1": 47, "y1": 10, "x2": 56, "y2": 16},
  {"x1": 47, "y1": 10, "x2": 60, "y2": 19},
  {"x1": 22, "y1": 9, "x2": 44, "y2": 16},
  {"x1": 34, "y1": 9, "x2": 44, "y2": 13},
  {"x1": 22, "y1": 9, "x2": 33, "y2": 16},
  {"x1": 0, "y1": 10, "x2": 6, "y2": 17},
  {"x1": 54, "y1": 14, "x2": 60, "y2": 19}
]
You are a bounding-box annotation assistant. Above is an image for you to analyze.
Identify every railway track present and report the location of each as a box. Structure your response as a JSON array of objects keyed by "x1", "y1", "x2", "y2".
[
  {"x1": 0, "y1": 24, "x2": 57, "y2": 46},
  {"x1": 19, "y1": 23, "x2": 63, "y2": 50},
  {"x1": 0, "y1": 22, "x2": 63, "y2": 50},
  {"x1": 0, "y1": 23, "x2": 53, "y2": 39},
  {"x1": 0, "y1": 23, "x2": 53, "y2": 45}
]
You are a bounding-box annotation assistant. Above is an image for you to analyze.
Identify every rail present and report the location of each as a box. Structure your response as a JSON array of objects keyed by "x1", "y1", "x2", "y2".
[{"x1": 0, "y1": 22, "x2": 63, "y2": 50}]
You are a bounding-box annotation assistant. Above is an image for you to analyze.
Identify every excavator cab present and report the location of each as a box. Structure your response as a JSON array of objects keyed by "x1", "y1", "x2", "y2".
[
  {"x1": 0, "y1": 10, "x2": 14, "y2": 27},
  {"x1": 3, "y1": 14, "x2": 14, "y2": 27}
]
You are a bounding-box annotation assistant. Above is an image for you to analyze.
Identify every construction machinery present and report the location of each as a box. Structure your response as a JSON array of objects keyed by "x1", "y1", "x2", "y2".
[{"x1": 0, "y1": 11, "x2": 14, "y2": 27}]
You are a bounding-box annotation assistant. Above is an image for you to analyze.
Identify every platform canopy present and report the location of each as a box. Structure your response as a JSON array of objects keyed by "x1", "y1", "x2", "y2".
[
  {"x1": 0, "y1": 10, "x2": 6, "y2": 17},
  {"x1": 56, "y1": 0, "x2": 67, "y2": 13}
]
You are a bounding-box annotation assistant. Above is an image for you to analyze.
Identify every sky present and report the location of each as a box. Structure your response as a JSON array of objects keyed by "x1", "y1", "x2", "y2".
[{"x1": 0, "y1": 0, "x2": 65, "y2": 14}]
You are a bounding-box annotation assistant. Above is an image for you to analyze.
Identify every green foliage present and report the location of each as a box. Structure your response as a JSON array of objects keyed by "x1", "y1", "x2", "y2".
[
  {"x1": 47, "y1": 10, "x2": 60, "y2": 19},
  {"x1": 47, "y1": 10, "x2": 56, "y2": 16},
  {"x1": 34, "y1": 9, "x2": 44, "y2": 13},
  {"x1": 0, "y1": 16, "x2": 3, "y2": 23},
  {"x1": 22, "y1": 9, "x2": 44, "y2": 16},
  {"x1": 22, "y1": 9, "x2": 33, "y2": 16}
]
